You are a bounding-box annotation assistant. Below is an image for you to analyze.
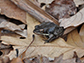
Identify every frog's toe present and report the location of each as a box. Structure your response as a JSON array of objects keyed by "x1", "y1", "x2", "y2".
[{"x1": 44, "y1": 40, "x2": 50, "y2": 44}]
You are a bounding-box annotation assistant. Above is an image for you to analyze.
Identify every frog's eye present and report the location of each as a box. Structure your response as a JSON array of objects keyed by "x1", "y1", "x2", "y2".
[
  {"x1": 39, "y1": 29, "x2": 44, "y2": 32},
  {"x1": 35, "y1": 25, "x2": 39, "y2": 29}
]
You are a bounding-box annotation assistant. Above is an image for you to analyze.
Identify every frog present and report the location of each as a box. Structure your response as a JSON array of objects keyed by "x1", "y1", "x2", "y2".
[{"x1": 33, "y1": 22, "x2": 64, "y2": 43}]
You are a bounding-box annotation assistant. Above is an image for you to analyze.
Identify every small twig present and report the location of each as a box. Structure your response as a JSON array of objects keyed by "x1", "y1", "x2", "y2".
[
  {"x1": 25, "y1": 34, "x2": 35, "y2": 51},
  {"x1": 19, "y1": 34, "x2": 35, "y2": 58}
]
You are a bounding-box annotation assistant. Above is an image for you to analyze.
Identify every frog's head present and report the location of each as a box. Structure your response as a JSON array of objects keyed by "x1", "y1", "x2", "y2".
[
  {"x1": 33, "y1": 25, "x2": 45, "y2": 35},
  {"x1": 33, "y1": 25, "x2": 49, "y2": 36}
]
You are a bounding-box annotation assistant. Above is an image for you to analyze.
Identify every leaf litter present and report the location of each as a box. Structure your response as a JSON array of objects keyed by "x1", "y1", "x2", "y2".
[
  {"x1": 0, "y1": 0, "x2": 84, "y2": 63},
  {"x1": 0, "y1": 13, "x2": 84, "y2": 63}
]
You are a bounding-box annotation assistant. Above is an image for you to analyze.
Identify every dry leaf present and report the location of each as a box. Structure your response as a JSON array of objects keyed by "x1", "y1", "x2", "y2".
[
  {"x1": 0, "y1": 21, "x2": 27, "y2": 37},
  {"x1": 30, "y1": 0, "x2": 40, "y2": 7},
  {"x1": 1, "y1": 13, "x2": 40, "y2": 60},
  {"x1": 67, "y1": 24, "x2": 84, "y2": 48},
  {"x1": 0, "y1": 0, "x2": 26, "y2": 23},
  {"x1": 18, "y1": 24, "x2": 26, "y2": 30},
  {"x1": 54, "y1": 54, "x2": 76, "y2": 63},
  {"x1": 15, "y1": 30, "x2": 27, "y2": 37},
  {"x1": 38, "y1": 0, "x2": 53, "y2": 4},
  {"x1": 0, "y1": 56, "x2": 10, "y2": 63},
  {"x1": 0, "y1": 16, "x2": 27, "y2": 37},
  {"x1": 11, "y1": 57, "x2": 24, "y2": 63},
  {"x1": 1, "y1": 29, "x2": 21, "y2": 39},
  {"x1": 1, "y1": 36, "x2": 28, "y2": 46},
  {"x1": 2, "y1": 13, "x2": 84, "y2": 61},
  {"x1": 45, "y1": 0, "x2": 77, "y2": 20},
  {"x1": 23, "y1": 53, "x2": 81, "y2": 63},
  {"x1": 1, "y1": 48, "x2": 12, "y2": 56},
  {"x1": 66, "y1": 25, "x2": 84, "y2": 59},
  {"x1": 0, "y1": 16, "x2": 22, "y2": 31},
  {"x1": 1, "y1": 21, "x2": 22, "y2": 31},
  {"x1": 11, "y1": 0, "x2": 59, "y2": 25},
  {"x1": 2, "y1": 56, "x2": 10, "y2": 63},
  {"x1": 0, "y1": 43, "x2": 11, "y2": 50},
  {"x1": 74, "y1": 0, "x2": 84, "y2": 7},
  {"x1": 60, "y1": 8, "x2": 84, "y2": 29}
]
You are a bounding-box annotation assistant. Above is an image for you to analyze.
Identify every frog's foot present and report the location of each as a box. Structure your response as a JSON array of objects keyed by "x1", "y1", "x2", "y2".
[{"x1": 44, "y1": 40, "x2": 50, "y2": 44}]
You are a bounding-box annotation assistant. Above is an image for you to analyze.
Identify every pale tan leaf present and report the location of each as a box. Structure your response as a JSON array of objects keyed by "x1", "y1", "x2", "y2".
[
  {"x1": 18, "y1": 24, "x2": 26, "y2": 29},
  {"x1": 74, "y1": 0, "x2": 84, "y2": 7},
  {"x1": 66, "y1": 25, "x2": 84, "y2": 58},
  {"x1": 1, "y1": 36, "x2": 27, "y2": 46},
  {"x1": 24, "y1": 38, "x2": 75, "y2": 59},
  {"x1": 3, "y1": 22, "x2": 21, "y2": 31},
  {"x1": 67, "y1": 29, "x2": 84, "y2": 48},
  {"x1": 0, "y1": 18, "x2": 22, "y2": 31},
  {"x1": 11, "y1": 57, "x2": 24, "y2": 63},
  {"x1": 26, "y1": 13, "x2": 40, "y2": 43},
  {"x1": 60, "y1": 8, "x2": 84, "y2": 29},
  {"x1": 15, "y1": 30, "x2": 27, "y2": 37},
  {"x1": 38, "y1": 0, "x2": 54, "y2": 4},
  {"x1": 79, "y1": 25, "x2": 84, "y2": 42}
]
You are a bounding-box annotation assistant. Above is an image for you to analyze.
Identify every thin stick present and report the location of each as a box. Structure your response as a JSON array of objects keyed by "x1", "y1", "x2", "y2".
[
  {"x1": 25, "y1": 34, "x2": 35, "y2": 51},
  {"x1": 20, "y1": 34, "x2": 35, "y2": 59}
]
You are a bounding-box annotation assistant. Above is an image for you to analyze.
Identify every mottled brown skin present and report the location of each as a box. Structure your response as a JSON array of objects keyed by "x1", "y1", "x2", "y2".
[
  {"x1": 45, "y1": 0, "x2": 77, "y2": 20},
  {"x1": 33, "y1": 22, "x2": 64, "y2": 43}
]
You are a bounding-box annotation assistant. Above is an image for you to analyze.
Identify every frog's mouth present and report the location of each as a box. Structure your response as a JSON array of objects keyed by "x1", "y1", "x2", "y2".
[{"x1": 33, "y1": 30, "x2": 49, "y2": 36}]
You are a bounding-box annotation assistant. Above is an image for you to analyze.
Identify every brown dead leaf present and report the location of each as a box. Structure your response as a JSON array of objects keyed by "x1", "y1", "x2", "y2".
[
  {"x1": 45, "y1": 0, "x2": 77, "y2": 20},
  {"x1": 30, "y1": 0, "x2": 40, "y2": 7},
  {"x1": 0, "y1": 56, "x2": 10, "y2": 63},
  {"x1": 11, "y1": 0, "x2": 59, "y2": 25},
  {"x1": 11, "y1": 57, "x2": 24, "y2": 63},
  {"x1": 60, "y1": 8, "x2": 84, "y2": 29},
  {"x1": 0, "y1": 0, "x2": 26, "y2": 23},
  {"x1": 2, "y1": 56, "x2": 10, "y2": 63}
]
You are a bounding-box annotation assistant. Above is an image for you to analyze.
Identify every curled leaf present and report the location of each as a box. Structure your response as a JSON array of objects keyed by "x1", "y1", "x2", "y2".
[{"x1": 60, "y1": 8, "x2": 84, "y2": 29}]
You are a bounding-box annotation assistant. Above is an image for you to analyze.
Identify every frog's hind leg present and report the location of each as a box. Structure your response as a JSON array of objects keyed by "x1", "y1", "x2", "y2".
[{"x1": 44, "y1": 34, "x2": 56, "y2": 43}]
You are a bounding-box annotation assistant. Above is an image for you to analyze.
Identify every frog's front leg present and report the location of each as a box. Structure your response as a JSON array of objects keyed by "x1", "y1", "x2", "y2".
[{"x1": 44, "y1": 34, "x2": 56, "y2": 43}]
